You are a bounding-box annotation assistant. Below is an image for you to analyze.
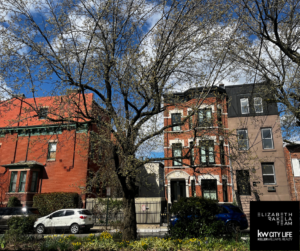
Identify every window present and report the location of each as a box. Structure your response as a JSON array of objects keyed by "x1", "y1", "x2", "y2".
[
  {"x1": 261, "y1": 128, "x2": 274, "y2": 149},
  {"x1": 30, "y1": 172, "x2": 38, "y2": 192},
  {"x1": 198, "y1": 109, "x2": 212, "y2": 127},
  {"x1": 217, "y1": 109, "x2": 222, "y2": 126},
  {"x1": 188, "y1": 111, "x2": 192, "y2": 129},
  {"x1": 65, "y1": 210, "x2": 74, "y2": 216},
  {"x1": 47, "y1": 142, "x2": 57, "y2": 160},
  {"x1": 240, "y1": 98, "x2": 249, "y2": 114},
  {"x1": 199, "y1": 140, "x2": 215, "y2": 165},
  {"x1": 172, "y1": 143, "x2": 182, "y2": 166},
  {"x1": 236, "y1": 170, "x2": 251, "y2": 195},
  {"x1": 254, "y1": 97, "x2": 263, "y2": 113},
  {"x1": 237, "y1": 129, "x2": 248, "y2": 150},
  {"x1": 171, "y1": 113, "x2": 181, "y2": 131},
  {"x1": 78, "y1": 210, "x2": 92, "y2": 215},
  {"x1": 201, "y1": 179, "x2": 217, "y2": 200},
  {"x1": 191, "y1": 180, "x2": 196, "y2": 197},
  {"x1": 190, "y1": 142, "x2": 195, "y2": 165},
  {"x1": 18, "y1": 171, "x2": 27, "y2": 192},
  {"x1": 220, "y1": 141, "x2": 225, "y2": 165},
  {"x1": 9, "y1": 172, "x2": 17, "y2": 192},
  {"x1": 262, "y1": 163, "x2": 276, "y2": 184},
  {"x1": 51, "y1": 210, "x2": 65, "y2": 218},
  {"x1": 38, "y1": 107, "x2": 48, "y2": 119}
]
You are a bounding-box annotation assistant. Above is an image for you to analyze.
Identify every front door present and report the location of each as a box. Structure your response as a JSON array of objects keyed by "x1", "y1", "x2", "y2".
[{"x1": 171, "y1": 180, "x2": 186, "y2": 203}]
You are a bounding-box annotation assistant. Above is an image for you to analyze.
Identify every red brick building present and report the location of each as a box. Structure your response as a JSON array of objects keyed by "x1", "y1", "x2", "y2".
[
  {"x1": 163, "y1": 87, "x2": 232, "y2": 204},
  {"x1": 0, "y1": 92, "x2": 108, "y2": 207},
  {"x1": 284, "y1": 142, "x2": 300, "y2": 202}
]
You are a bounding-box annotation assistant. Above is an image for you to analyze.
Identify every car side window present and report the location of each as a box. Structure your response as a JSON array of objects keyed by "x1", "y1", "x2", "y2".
[
  {"x1": 65, "y1": 210, "x2": 74, "y2": 216},
  {"x1": 52, "y1": 211, "x2": 65, "y2": 218},
  {"x1": 218, "y1": 206, "x2": 228, "y2": 214}
]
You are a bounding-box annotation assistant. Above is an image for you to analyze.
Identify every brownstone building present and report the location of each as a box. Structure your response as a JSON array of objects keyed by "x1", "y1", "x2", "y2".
[
  {"x1": 163, "y1": 86, "x2": 233, "y2": 204},
  {"x1": 0, "y1": 93, "x2": 108, "y2": 207},
  {"x1": 226, "y1": 83, "x2": 291, "y2": 223},
  {"x1": 284, "y1": 142, "x2": 300, "y2": 202}
]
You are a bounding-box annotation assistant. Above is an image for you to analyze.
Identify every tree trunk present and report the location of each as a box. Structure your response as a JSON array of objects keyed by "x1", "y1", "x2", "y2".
[{"x1": 122, "y1": 191, "x2": 137, "y2": 240}]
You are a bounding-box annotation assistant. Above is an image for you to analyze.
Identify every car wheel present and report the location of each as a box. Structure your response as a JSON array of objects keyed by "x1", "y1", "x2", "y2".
[
  {"x1": 226, "y1": 221, "x2": 240, "y2": 234},
  {"x1": 36, "y1": 224, "x2": 45, "y2": 234},
  {"x1": 70, "y1": 223, "x2": 80, "y2": 234}
]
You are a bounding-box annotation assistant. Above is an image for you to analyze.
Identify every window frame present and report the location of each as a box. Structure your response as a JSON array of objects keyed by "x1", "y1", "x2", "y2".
[
  {"x1": 9, "y1": 171, "x2": 18, "y2": 192},
  {"x1": 240, "y1": 98, "x2": 249, "y2": 114},
  {"x1": 18, "y1": 171, "x2": 27, "y2": 192},
  {"x1": 188, "y1": 110, "x2": 192, "y2": 130},
  {"x1": 172, "y1": 143, "x2": 182, "y2": 166},
  {"x1": 198, "y1": 108, "x2": 213, "y2": 127},
  {"x1": 201, "y1": 179, "x2": 218, "y2": 200},
  {"x1": 47, "y1": 142, "x2": 57, "y2": 160},
  {"x1": 30, "y1": 171, "x2": 38, "y2": 192},
  {"x1": 261, "y1": 128, "x2": 274, "y2": 149},
  {"x1": 237, "y1": 129, "x2": 249, "y2": 150},
  {"x1": 261, "y1": 163, "x2": 276, "y2": 185},
  {"x1": 254, "y1": 97, "x2": 263, "y2": 113},
  {"x1": 217, "y1": 108, "x2": 222, "y2": 126},
  {"x1": 199, "y1": 140, "x2": 215, "y2": 165},
  {"x1": 220, "y1": 141, "x2": 225, "y2": 165},
  {"x1": 189, "y1": 142, "x2": 195, "y2": 166},
  {"x1": 236, "y1": 170, "x2": 251, "y2": 195},
  {"x1": 171, "y1": 113, "x2": 181, "y2": 131}
]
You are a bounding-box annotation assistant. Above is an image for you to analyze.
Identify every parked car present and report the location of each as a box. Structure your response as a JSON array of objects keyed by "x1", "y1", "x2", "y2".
[
  {"x1": 170, "y1": 203, "x2": 248, "y2": 233},
  {"x1": 0, "y1": 207, "x2": 40, "y2": 230},
  {"x1": 34, "y1": 209, "x2": 94, "y2": 234}
]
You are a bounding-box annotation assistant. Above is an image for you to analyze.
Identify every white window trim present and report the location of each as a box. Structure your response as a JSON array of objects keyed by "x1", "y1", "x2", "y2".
[
  {"x1": 167, "y1": 109, "x2": 184, "y2": 118},
  {"x1": 262, "y1": 164, "x2": 276, "y2": 185},
  {"x1": 197, "y1": 175, "x2": 221, "y2": 185},
  {"x1": 169, "y1": 139, "x2": 184, "y2": 147},
  {"x1": 261, "y1": 128, "x2": 274, "y2": 149},
  {"x1": 240, "y1": 98, "x2": 249, "y2": 114},
  {"x1": 254, "y1": 97, "x2": 263, "y2": 113}
]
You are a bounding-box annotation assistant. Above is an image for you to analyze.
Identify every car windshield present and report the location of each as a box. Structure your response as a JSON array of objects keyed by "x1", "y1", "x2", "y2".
[{"x1": 78, "y1": 210, "x2": 92, "y2": 215}]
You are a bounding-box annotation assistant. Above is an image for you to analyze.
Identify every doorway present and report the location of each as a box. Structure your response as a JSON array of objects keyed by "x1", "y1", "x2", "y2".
[{"x1": 171, "y1": 180, "x2": 186, "y2": 203}]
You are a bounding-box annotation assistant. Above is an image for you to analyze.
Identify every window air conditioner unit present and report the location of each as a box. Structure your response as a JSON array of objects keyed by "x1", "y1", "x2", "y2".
[{"x1": 268, "y1": 186, "x2": 276, "y2": 192}]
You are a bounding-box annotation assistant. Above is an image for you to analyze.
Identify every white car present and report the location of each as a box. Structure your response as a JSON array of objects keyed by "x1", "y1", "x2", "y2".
[{"x1": 34, "y1": 209, "x2": 94, "y2": 234}]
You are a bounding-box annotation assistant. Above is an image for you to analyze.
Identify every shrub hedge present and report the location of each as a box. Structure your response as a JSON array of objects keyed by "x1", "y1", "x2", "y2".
[
  {"x1": 33, "y1": 192, "x2": 80, "y2": 216},
  {"x1": 169, "y1": 197, "x2": 226, "y2": 239},
  {"x1": 7, "y1": 196, "x2": 22, "y2": 207}
]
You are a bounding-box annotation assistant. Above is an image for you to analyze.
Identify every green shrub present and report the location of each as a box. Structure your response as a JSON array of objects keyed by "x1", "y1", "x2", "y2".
[
  {"x1": 7, "y1": 196, "x2": 22, "y2": 207},
  {"x1": 33, "y1": 192, "x2": 80, "y2": 216},
  {"x1": 7, "y1": 215, "x2": 38, "y2": 234},
  {"x1": 169, "y1": 197, "x2": 225, "y2": 239}
]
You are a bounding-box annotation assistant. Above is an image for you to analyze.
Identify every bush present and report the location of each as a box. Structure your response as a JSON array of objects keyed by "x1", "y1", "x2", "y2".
[
  {"x1": 7, "y1": 215, "x2": 38, "y2": 234},
  {"x1": 7, "y1": 196, "x2": 22, "y2": 207},
  {"x1": 33, "y1": 192, "x2": 80, "y2": 216},
  {"x1": 169, "y1": 197, "x2": 225, "y2": 239}
]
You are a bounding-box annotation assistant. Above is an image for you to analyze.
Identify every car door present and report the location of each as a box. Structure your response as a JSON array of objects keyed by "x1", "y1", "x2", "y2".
[
  {"x1": 215, "y1": 206, "x2": 229, "y2": 224},
  {"x1": 64, "y1": 210, "x2": 75, "y2": 228},
  {"x1": 51, "y1": 210, "x2": 66, "y2": 229}
]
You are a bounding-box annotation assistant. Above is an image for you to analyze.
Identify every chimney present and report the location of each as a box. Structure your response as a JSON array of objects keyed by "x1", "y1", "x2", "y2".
[
  {"x1": 219, "y1": 84, "x2": 225, "y2": 89},
  {"x1": 66, "y1": 89, "x2": 80, "y2": 95},
  {"x1": 12, "y1": 94, "x2": 25, "y2": 98}
]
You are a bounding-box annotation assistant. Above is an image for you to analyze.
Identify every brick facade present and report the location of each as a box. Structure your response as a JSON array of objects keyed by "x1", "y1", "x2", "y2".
[
  {"x1": 163, "y1": 88, "x2": 233, "y2": 204},
  {"x1": 0, "y1": 93, "x2": 108, "y2": 207}
]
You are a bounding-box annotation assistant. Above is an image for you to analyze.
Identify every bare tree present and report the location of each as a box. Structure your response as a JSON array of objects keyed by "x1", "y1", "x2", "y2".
[
  {"x1": 0, "y1": 0, "x2": 232, "y2": 239},
  {"x1": 225, "y1": 0, "x2": 300, "y2": 139}
]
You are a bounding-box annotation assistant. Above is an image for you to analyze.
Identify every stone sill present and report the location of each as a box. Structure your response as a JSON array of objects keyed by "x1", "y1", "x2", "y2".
[
  {"x1": 262, "y1": 149, "x2": 276, "y2": 152},
  {"x1": 47, "y1": 159, "x2": 56, "y2": 162}
]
